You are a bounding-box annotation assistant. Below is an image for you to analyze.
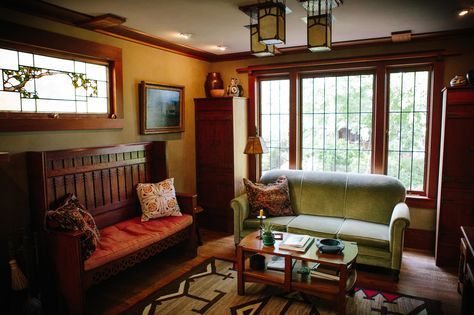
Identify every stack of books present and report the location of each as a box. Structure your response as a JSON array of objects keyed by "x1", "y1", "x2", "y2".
[
  {"x1": 266, "y1": 256, "x2": 296, "y2": 271},
  {"x1": 279, "y1": 235, "x2": 313, "y2": 252},
  {"x1": 310, "y1": 263, "x2": 340, "y2": 281}
]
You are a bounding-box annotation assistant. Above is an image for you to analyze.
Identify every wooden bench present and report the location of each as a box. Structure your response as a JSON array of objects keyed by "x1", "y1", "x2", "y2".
[{"x1": 27, "y1": 142, "x2": 197, "y2": 314}]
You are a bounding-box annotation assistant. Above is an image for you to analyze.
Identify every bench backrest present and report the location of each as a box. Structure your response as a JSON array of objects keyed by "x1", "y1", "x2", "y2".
[{"x1": 27, "y1": 142, "x2": 167, "y2": 229}]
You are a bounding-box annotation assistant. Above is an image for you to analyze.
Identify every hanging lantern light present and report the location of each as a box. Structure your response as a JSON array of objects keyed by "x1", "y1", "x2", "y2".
[
  {"x1": 251, "y1": 23, "x2": 275, "y2": 56},
  {"x1": 258, "y1": 0, "x2": 286, "y2": 45},
  {"x1": 307, "y1": 0, "x2": 333, "y2": 52}
]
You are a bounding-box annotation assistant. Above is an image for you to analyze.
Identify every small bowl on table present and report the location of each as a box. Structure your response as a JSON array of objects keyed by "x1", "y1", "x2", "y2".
[{"x1": 210, "y1": 89, "x2": 226, "y2": 97}]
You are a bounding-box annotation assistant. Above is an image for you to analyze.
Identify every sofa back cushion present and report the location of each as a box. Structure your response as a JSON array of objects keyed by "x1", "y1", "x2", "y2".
[
  {"x1": 260, "y1": 170, "x2": 406, "y2": 224},
  {"x1": 261, "y1": 170, "x2": 346, "y2": 217},
  {"x1": 344, "y1": 173, "x2": 406, "y2": 225}
]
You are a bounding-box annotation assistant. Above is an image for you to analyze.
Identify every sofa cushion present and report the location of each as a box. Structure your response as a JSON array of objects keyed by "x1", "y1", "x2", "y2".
[
  {"x1": 244, "y1": 216, "x2": 297, "y2": 231},
  {"x1": 244, "y1": 176, "x2": 295, "y2": 217},
  {"x1": 260, "y1": 170, "x2": 304, "y2": 214},
  {"x1": 287, "y1": 215, "x2": 344, "y2": 238},
  {"x1": 84, "y1": 214, "x2": 192, "y2": 271},
  {"x1": 344, "y1": 174, "x2": 405, "y2": 225},
  {"x1": 337, "y1": 219, "x2": 389, "y2": 249},
  {"x1": 299, "y1": 171, "x2": 347, "y2": 217},
  {"x1": 45, "y1": 193, "x2": 100, "y2": 261},
  {"x1": 137, "y1": 178, "x2": 182, "y2": 222}
]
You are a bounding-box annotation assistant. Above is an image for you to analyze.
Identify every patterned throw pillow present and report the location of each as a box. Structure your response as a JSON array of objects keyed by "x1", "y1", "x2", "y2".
[
  {"x1": 45, "y1": 194, "x2": 100, "y2": 260},
  {"x1": 137, "y1": 178, "x2": 182, "y2": 222},
  {"x1": 243, "y1": 176, "x2": 295, "y2": 217}
]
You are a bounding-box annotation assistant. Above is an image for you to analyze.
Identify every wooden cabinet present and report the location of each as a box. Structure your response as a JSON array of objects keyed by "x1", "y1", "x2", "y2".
[
  {"x1": 436, "y1": 87, "x2": 474, "y2": 266},
  {"x1": 459, "y1": 226, "x2": 474, "y2": 315},
  {"x1": 194, "y1": 97, "x2": 248, "y2": 233}
]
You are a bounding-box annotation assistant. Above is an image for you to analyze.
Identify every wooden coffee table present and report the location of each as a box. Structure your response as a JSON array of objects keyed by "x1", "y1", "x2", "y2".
[{"x1": 236, "y1": 231, "x2": 358, "y2": 315}]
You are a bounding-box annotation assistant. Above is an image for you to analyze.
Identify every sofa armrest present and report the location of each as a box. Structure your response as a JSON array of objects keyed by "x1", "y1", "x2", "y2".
[
  {"x1": 176, "y1": 193, "x2": 198, "y2": 216},
  {"x1": 230, "y1": 194, "x2": 249, "y2": 245},
  {"x1": 389, "y1": 202, "x2": 411, "y2": 270}
]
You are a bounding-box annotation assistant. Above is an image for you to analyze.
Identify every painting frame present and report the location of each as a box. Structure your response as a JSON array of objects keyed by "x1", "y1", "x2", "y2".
[{"x1": 139, "y1": 81, "x2": 184, "y2": 134}]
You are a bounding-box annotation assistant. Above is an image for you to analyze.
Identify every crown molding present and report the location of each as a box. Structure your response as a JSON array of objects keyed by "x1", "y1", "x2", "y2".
[{"x1": 2, "y1": 0, "x2": 473, "y2": 63}]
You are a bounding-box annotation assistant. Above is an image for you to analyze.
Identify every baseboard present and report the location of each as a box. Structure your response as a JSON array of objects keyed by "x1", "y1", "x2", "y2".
[{"x1": 404, "y1": 228, "x2": 435, "y2": 252}]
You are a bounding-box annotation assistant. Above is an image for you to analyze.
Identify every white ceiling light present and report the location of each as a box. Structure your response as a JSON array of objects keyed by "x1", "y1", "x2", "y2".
[
  {"x1": 178, "y1": 32, "x2": 192, "y2": 39},
  {"x1": 217, "y1": 45, "x2": 227, "y2": 51},
  {"x1": 458, "y1": 8, "x2": 473, "y2": 16}
]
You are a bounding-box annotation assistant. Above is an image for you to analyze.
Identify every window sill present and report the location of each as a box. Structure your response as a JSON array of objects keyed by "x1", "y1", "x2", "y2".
[
  {"x1": 405, "y1": 195, "x2": 436, "y2": 209},
  {"x1": 0, "y1": 117, "x2": 123, "y2": 131}
]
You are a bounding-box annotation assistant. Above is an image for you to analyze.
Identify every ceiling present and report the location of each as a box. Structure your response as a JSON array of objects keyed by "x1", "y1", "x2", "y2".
[{"x1": 44, "y1": 0, "x2": 474, "y2": 55}]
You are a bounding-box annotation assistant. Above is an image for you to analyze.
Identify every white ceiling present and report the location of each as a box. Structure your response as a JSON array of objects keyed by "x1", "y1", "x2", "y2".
[{"x1": 45, "y1": 0, "x2": 474, "y2": 54}]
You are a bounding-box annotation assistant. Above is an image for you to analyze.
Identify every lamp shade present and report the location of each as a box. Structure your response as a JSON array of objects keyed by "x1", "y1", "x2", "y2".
[
  {"x1": 244, "y1": 136, "x2": 268, "y2": 154},
  {"x1": 258, "y1": 0, "x2": 286, "y2": 45},
  {"x1": 307, "y1": 0, "x2": 332, "y2": 52},
  {"x1": 250, "y1": 24, "x2": 275, "y2": 57}
]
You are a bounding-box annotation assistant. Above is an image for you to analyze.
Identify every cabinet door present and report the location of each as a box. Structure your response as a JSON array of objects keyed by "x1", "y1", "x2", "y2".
[
  {"x1": 196, "y1": 110, "x2": 234, "y2": 170},
  {"x1": 442, "y1": 109, "x2": 474, "y2": 189}
]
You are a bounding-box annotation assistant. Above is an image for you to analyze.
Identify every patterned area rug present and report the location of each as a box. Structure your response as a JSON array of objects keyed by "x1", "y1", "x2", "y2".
[{"x1": 124, "y1": 258, "x2": 441, "y2": 315}]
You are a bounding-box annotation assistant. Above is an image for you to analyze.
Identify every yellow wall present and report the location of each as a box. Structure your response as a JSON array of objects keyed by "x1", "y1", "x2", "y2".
[
  {"x1": 0, "y1": 9, "x2": 210, "y2": 233},
  {"x1": 210, "y1": 35, "x2": 474, "y2": 231},
  {"x1": 1, "y1": 8, "x2": 474, "y2": 234}
]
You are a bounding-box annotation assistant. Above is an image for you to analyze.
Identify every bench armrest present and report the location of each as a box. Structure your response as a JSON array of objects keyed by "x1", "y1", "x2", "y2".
[
  {"x1": 231, "y1": 194, "x2": 249, "y2": 244},
  {"x1": 389, "y1": 202, "x2": 411, "y2": 270},
  {"x1": 176, "y1": 193, "x2": 198, "y2": 216}
]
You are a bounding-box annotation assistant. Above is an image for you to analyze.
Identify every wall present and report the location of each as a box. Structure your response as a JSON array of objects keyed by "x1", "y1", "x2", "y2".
[
  {"x1": 210, "y1": 34, "x2": 474, "y2": 233},
  {"x1": 0, "y1": 10, "x2": 210, "y2": 302}
]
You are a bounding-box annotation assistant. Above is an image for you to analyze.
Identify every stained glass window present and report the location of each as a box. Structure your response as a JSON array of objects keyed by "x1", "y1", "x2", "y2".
[{"x1": 0, "y1": 47, "x2": 109, "y2": 114}]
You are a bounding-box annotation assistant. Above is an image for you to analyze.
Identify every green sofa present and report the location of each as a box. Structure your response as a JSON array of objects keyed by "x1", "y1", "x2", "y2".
[{"x1": 231, "y1": 169, "x2": 411, "y2": 273}]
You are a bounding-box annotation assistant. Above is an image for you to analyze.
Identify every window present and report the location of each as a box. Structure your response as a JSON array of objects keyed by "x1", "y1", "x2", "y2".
[
  {"x1": 301, "y1": 74, "x2": 374, "y2": 173},
  {"x1": 0, "y1": 48, "x2": 109, "y2": 114},
  {"x1": 387, "y1": 70, "x2": 430, "y2": 192},
  {"x1": 0, "y1": 21, "x2": 123, "y2": 131},
  {"x1": 260, "y1": 79, "x2": 290, "y2": 172},
  {"x1": 252, "y1": 55, "x2": 443, "y2": 206}
]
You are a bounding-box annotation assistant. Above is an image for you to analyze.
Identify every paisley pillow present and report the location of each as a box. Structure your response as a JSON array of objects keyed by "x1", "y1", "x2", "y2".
[
  {"x1": 137, "y1": 178, "x2": 182, "y2": 222},
  {"x1": 244, "y1": 176, "x2": 295, "y2": 217},
  {"x1": 45, "y1": 194, "x2": 100, "y2": 260}
]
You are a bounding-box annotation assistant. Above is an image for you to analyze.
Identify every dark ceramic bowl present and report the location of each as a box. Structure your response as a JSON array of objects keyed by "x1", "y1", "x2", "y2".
[{"x1": 316, "y1": 238, "x2": 345, "y2": 254}]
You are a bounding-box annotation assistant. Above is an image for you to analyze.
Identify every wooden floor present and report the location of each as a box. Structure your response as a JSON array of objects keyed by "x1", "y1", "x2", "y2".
[{"x1": 87, "y1": 229, "x2": 461, "y2": 314}]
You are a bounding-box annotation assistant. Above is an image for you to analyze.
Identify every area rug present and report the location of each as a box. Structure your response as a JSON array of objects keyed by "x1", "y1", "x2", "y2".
[{"x1": 124, "y1": 258, "x2": 441, "y2": 315}]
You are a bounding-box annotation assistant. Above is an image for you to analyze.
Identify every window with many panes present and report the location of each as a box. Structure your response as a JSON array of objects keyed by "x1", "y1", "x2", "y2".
[
  {"x1": 0, "y1": 48, "x2": 109, "y2": 114},
  {"x1": 256, "y1": 60, "x2": 441, "y2": 204},
  {"x1": 260, "y1": 79, "x2": 290, "y2": 172},
  {"x1": 301, "y1": 74, "x2": 374, "y2": 173}
]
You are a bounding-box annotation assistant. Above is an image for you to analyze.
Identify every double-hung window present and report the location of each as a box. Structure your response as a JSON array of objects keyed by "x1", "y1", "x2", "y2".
[{"x1": 255, "y1": 57, "x2": 442, "y2": 206}]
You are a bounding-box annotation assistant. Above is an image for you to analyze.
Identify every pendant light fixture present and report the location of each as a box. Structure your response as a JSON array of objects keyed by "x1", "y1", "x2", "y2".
[
  {"x1": 251, "y1": 24, "x2": 276, "y2": 56},
  {"x1": 306, "y1": 0, "x2": 339, "y2": 52},
  {"x1": 257, "y1": 0, "x2": 286, "y2": 45}
]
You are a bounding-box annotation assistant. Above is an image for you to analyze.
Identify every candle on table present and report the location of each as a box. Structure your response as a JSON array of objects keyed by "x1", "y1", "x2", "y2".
[{"x1": 259, "y1": 209, "x2": 263, "y2": 217}]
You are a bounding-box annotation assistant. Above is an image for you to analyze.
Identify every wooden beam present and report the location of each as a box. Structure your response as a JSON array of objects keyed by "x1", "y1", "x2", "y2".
[{"x1": 77, "y1": 14, "x2": 126, "y2": 30}]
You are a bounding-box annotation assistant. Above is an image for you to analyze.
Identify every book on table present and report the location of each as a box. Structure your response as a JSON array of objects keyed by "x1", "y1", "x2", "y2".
[
  {"x1": 310, "y1": 263, "x2": 340, "y2": 281},
  {"x1": 279, "y1": 235, "x2": 313, "y2": 252}
]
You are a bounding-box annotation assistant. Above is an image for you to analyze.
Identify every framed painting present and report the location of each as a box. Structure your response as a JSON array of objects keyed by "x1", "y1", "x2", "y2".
[{"x1": 139, "y1": 81, "x2": 184, "y2": 134}]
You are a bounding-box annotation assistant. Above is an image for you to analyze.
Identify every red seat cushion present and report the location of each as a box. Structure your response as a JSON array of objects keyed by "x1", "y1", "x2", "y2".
[{"x1": 84, "y1": 214, "x2": 192, "y2": 271}]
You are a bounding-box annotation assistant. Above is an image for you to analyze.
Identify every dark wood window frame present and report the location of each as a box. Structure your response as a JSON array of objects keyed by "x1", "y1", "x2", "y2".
[
  {"x1": 0, "y1": 20, "x2": 123, "y2": 131},
  {"x1": 246, "y1": 51, "x2": 444, "y2": 209}
]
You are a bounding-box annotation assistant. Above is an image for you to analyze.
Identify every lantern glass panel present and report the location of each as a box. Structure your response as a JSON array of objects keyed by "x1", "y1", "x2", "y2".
[
  {"x1": 258, "y1": 3, "x2": 285, "y2": 45},
  {"x1": 308, "y1": 13, "x2": 331, "y2": 51},
  {"x1": 251, "y1": 24, "x2": 275, "y2": 56}
]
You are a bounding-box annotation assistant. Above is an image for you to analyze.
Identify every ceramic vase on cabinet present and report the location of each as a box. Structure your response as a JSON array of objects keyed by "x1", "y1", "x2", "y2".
[{"x1": 204, "y1": 72, "x2": 224, "y2": 97}]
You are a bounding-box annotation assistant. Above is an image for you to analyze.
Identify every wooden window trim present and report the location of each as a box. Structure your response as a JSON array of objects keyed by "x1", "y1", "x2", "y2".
[
  {"x1": 0, "y1": 20, "x2": 123, "y2": 131},
  {"x1": 248, "y1": 52, "x2": 444, "y2": 209}
]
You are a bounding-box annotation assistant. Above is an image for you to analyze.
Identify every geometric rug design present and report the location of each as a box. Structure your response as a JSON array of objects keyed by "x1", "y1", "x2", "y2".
[{"x1": 124, "y1": 258, "x2": 442, "y2": 315}]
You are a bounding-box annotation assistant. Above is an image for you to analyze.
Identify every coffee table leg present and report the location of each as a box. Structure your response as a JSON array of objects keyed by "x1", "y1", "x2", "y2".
[
  {"x1": 237, "y1": 245, "x2": 245, "y2": 295},
  {"x1": 337, "y1": 295, "x2": 346, "y2": 315}
]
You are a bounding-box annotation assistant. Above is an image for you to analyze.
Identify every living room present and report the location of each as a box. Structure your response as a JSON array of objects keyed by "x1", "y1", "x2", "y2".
[{"x1": 0, "y1": 0, "x2": 473, "y2": 314}]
